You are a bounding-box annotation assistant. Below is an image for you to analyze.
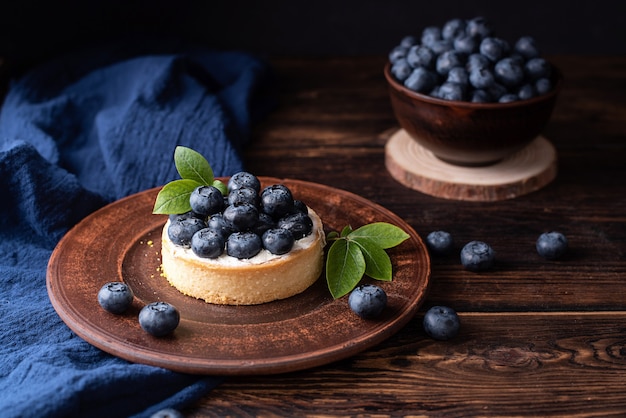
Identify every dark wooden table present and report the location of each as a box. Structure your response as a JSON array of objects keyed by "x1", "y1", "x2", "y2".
[{"x1": 181, "y1": 55, "x2": 626, "y2": 417}]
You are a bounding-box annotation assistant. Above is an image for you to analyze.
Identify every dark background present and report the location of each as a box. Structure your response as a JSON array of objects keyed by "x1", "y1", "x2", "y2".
[{"x1": 0, "y1": 0, "x2": 624, "y2": 71}]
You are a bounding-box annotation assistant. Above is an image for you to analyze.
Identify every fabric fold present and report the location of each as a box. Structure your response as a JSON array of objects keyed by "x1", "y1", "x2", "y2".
[{"x1": 0, "y1": 40, "x2": 273, "y2": 417}]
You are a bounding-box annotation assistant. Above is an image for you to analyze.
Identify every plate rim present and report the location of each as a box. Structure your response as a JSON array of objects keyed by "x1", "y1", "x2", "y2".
[{"x1": 47, "y1": 177, "x2": 431, "y2": 375}]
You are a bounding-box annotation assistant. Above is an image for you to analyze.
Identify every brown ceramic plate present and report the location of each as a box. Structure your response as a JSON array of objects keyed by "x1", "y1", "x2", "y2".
[{"x1": 47, "y1": 178, "x2": 430, "y2": 375}]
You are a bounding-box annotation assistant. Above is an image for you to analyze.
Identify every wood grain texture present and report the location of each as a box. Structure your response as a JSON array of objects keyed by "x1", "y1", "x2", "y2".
[{"x1": 179, "y1": 55, "x2": 625, "y2": 416}]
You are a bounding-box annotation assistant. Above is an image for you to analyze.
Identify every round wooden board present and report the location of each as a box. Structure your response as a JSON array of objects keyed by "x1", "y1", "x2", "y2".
[
  {"x1": 385, "y1": 129, "x2": 557, "y2": 201},
  {"x1": 47, "y1": 178, "x2": 431, "y2": 375}
]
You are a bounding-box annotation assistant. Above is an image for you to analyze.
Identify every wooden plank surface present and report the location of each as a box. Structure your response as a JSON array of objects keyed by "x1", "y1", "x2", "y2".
[{"x1": 185, "y1": 56, "x2": 626, "y2": 416}]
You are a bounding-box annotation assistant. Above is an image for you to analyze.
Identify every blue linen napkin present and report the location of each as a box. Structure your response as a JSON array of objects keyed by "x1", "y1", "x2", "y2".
[{"x1": 0, "y1": 40, "x2": 273, "y2": 417}]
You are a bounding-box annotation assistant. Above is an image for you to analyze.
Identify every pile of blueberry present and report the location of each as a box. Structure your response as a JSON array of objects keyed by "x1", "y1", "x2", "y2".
[
  {"x1": 389, "y1": 16, "x2": 554, "y2": 103},
  {"x1": 168, "y1": 172, "x2": 314, "y2": 259}
]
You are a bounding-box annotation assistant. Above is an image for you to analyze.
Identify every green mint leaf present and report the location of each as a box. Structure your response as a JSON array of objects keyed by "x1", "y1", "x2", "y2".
[
  {"x1": 352, "y1": 238, "x2": 393, "y2": 281},
  {"x1": 340, "y1": 225, "x2": 353, "y2": 237},
  {"x1": 326, "y1": 231, "x2": 340, "y2": 241},
  {"x1": 152, "y1": 179, "x2": 202, "y2": 214},
  {"x1": 211, "y1": 179, "x2": 228, "y2": 195},
  {"x1": 326, "y1": 238, "x2": 366, "y2": 299},
  {"x1": 348, "y1": 222, "x2": 410, "y2": 249},
  {"x1": 174, "y1": 146, "x2": 214, "y2": 185}
]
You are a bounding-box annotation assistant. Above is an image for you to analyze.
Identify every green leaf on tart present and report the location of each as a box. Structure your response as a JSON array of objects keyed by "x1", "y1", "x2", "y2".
[
  {"x1": 174, "y1": 146, "x2": 214, "y2": 186},
  {"x1": 153, "y1": 179, "x2": 202, "y2": 214},
  {"x1": 348, "y1": 222, "x2": 410, "y2": 249},
  {"x1": 326, "y1": 238, "x2": 366, "y2": 299}
]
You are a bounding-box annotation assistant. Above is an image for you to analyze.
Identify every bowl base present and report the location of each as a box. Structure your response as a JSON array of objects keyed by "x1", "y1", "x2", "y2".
[{"x1": 385, "y1": 129, "x2": 557, "y2": 201}]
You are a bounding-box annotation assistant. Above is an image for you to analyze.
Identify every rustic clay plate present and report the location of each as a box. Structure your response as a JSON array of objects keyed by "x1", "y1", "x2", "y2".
[{"x1": 47, "y1": 178, "x2": 430, "y2": 375}]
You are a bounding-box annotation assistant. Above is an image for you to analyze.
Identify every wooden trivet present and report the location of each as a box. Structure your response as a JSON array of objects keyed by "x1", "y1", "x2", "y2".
[{"x1": 385, "y1": 129, "x2": 557, "y2": 201}]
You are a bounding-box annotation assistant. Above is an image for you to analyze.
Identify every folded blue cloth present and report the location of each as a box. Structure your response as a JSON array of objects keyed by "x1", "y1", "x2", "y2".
[{"x1": 0, "y1": 40, "x2": 273, "y2": 417}]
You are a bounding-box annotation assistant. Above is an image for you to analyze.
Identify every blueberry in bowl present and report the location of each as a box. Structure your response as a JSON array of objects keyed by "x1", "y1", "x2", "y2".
[{"x1": 385, "y1": 16, "x2": 562, "y2": 166}]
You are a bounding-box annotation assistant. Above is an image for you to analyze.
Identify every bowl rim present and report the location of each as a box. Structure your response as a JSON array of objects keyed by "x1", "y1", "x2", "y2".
[{"x1": 384, "y1": 61, "x2": 563, "y2": 109}]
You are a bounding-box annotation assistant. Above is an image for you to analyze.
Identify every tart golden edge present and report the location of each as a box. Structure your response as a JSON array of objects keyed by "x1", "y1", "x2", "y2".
[{"x1": 161, "y1": 208, "x2": 326, "y2": 305}]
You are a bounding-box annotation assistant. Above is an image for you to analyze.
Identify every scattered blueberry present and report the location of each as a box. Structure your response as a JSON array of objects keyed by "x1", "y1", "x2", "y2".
[
  {"x1": 348, "y1": 284, "x2": 388, "y2": 319},
  {"x1": 536, "y1": 231, "x2": 568, "y2": 260},
  {"x1": 191, "y1": 228, "x2": 226, "y2": 258},
  {"x1": 262, "y1": 228, "x2": 295, "y2": 255},
  {"x1": 460, "y1": 240, "x2": 495, "y2": 271},
  {"x1": 227, "y1": 232, "x2": 263, "y2": 259},
  {"x1": 139, "y1": 302, "x2": 180, "y2": 337},
  {"x1": 150, "y1": 408, "x2": 185, "y2": 418},
  {"x1": 189, "y1": 185, "x2": 224, "y2": 217},
  {"x1": 426, "y1": 231, "x2": 455, "y2": 255},
  {"x1": 423, "y1": 306, "x2": 461, "y2": 340},
  {"x1": 97, "y1": 282, "x2": 134, "y2": 314}
]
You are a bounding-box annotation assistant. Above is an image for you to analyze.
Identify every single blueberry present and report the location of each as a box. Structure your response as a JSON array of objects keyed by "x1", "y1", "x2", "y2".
[
  {"x1": 498, "y1": 93, "x2": 519, "y2": 103},
  {"x1": 277, "y1": 212, "x2": 313, "y2": 239},
  {"x1": 261, "y1": 184, "x2": 295, "y2": 219},
  {"x1": 430, "y1": 39, "x2": 454, "y2": 55},
  {"x1": 494, "y1": 57, "x2": 525, "y2": 87},
  {"x1": 466, "y1": 53, "x2": 490, "y2": 72},
  {"x1": 388, "y1": 45, "x2": 408, "y2": 63},
  {"x1": 525, "y1": 57, "x2": 552, "y2": 80},
  {"x1": 168, "y1": 217, "x2": 206, "y2": 247},
  {"x1": 436, "y1": 50, "x2": 466, "y2": 76},
  {"x1": 469, "y1": 66, "x2": 496, "y2": 89},
  {"x1": 97, "y1": 282, "x2": 134, "y2": 314},
  {"x1": 470, "y1": 89, "x2": 492, "y2": 103},
  {"x1": 191, "y1": 228, "x2": 225, "y2": 258},
  {"x1": 168, "y1": 211, "x2": 202, "y2": 223},
  {"x1": 348, "y1": 284, "x2": 388, "y2": 319},
  {"x1": 189, "y1": 185, "x2": 224, "y2": 217},
  {"x1": 421, "y1": 26, "x2": 442, "y2": 48},
  {"x1": 515, "y1": 35, "x2": 540, "y2": 59},
  {"x1": 391, "y1": 59, "x2": 412, "y2": 82},
  {"x1": 227, "y1": 232, "x2": 263, "y2": 259},
  {"x1": 426, "y1": 231, "x2": 455, "y2": 255},
  {"x1": 465, "y1": 16, "x2": 493, "y2": 39},
  {"x1": 536, "y1": 231, "x2": 568, "y2": 260},
  {"x1": 250, "y1": 212, "x2": 277, "y2": 236},
  {"x1": 150, "y1": 408, "x2": 185, "y2": 418},
  {"x1": 480, "y1": 37, "x2": 507, "y2": 62},
  {"x1": 437, "y1": 82, "x2": 466, "y2": 101},
  {"x1": 228, "y1": 171, "x2": 261, "y2": 194},
  {"x1": 518, "y1": 83, "x2": 537, "y2": 100},
  {"x1": 207, "y1": 213, "x2": 235, "y2": 238},
  {"x1": 460, "y1": 240, "x2": 495, "y2": 271},
  {"x1": 447, "y1": 67, "x2": 469, "y2": 86},
  {"x1": 262, "y1": 228, "x2": 295, "y2": 255},
  {"x1": 138, "y1": 302, "x2": 180, "y2": 337},
  {"x1": 406, "y1": 45, "x2": 435, "y2": 69},
  {"x1": 404, "y1": 67, "x2": 438, "y2": 93},
  {"x1": 400, "y1": 35, "x2": 418, "y2": 48},
  {"x1": 223, "y1": 203, "x2": 259, "y2": 231},
  {"x1": 228, "y1": 186, "x2": 260, "y2": 207},
  {"x1": 535, "y1": 78, "x2": 553, "y2": 95},
  {"x1": 423, "y1": 306, "x2": 461, "y2": 340},
  {"x1": 453, "y1": 35, "x2": 479, "y2": 55},
  {"x1": 442, "y1": 18, "x2": 466, "y2": 40},
  {"x1": 293, "y1": 200, "x2": 308, "y2": 214}
]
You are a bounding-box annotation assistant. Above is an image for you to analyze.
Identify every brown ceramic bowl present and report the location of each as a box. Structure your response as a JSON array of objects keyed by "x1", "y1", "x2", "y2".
[{"x1": 384, "y1": 62, "x2": 562, "y2": 166}]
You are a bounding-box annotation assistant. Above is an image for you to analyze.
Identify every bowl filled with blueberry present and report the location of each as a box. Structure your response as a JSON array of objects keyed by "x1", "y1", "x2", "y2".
[{"x1": 385, "y1": 16, "x2": 562, "y2": 166}]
